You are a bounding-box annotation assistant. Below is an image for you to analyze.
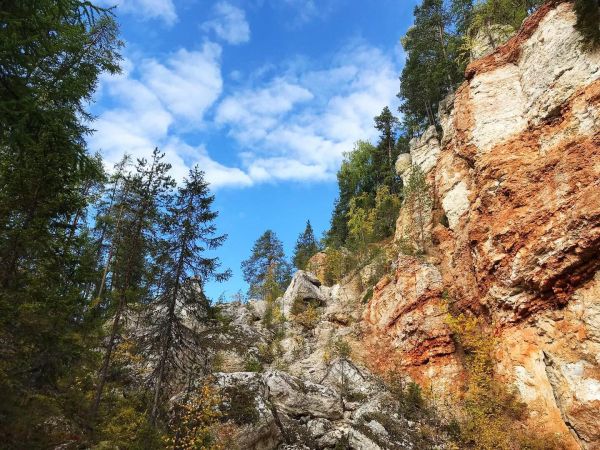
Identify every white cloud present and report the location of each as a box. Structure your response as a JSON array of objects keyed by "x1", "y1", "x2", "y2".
[
  {"x1": 201, "y1": 2, "x2": 250, "y2": 45},
  {"x1": 90, "y1": 39, "x2": 400, "y2": 189},
  {"x1": 215, "y1": 42, "x2": 400, "y2": 183},
  {"x1": 215, "y1": 79, "x2": 313, "y2": 142},
  {"x1": 142, "y1": 43, "x2": 223, "y2": 122},
  {"x1": 89, "y1": 49, "x2": 247, "y2": 189},
  {"x1": 100, "y1": 0, "x2": 177, "y2": 25}
]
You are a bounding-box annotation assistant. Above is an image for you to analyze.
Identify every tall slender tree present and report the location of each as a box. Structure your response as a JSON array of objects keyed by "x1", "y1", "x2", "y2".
[
  {"x1": 0, "y1": 2, "x2": 121, "y2": 441},
  {"x1": 145, "y1": 166, "x2": 230, "y2": 424},
  {"x1": 374, "y1": 106, "x2": 402, "y2": 193},
  {"x1": 91, "y1": 148, "x2": 174, "y2": 418}
]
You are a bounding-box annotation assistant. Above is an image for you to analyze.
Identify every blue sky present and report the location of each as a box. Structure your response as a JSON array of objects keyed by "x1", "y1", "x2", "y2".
[{"x1": 89, "y1": 0, "x2": 420, "y2": 299}]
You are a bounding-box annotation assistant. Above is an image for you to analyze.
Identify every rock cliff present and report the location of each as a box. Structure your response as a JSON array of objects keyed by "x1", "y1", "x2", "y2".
[
  {"x1": 362, "y1": 2, "x2": 600, "y2": 448},
  {"x1": 191, "y1": 271, "x2": 450, "y2": 449}
]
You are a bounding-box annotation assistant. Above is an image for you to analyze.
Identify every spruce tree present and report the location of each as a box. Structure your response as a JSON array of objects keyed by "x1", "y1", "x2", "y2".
[
  {"x1": 91, "y1": 148, "x2": 174, "y2": 418},
  {"x1": 144, "y1": 167, "x2": 230, "y2": 424},
  {"x1": 374, "y1": 106, "x2": 402, "y2": 193},
  {"x1": 242, "y1": 230, "x2": 291, "y2": 299},
  {"x1": 293, "y1": 221, "x2": 320, "y2": 270}
]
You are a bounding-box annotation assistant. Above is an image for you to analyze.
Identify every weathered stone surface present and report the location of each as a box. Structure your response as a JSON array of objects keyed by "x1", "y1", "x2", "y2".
[
  {"x1": 408, "y1": 125, "x2": 441, "y2": 175},
  {"x1": 395, "y1": 153, "x2": 412, "y2": 176},
  {"x1": 265, "y1": 371, "x2": 342, "y2": 420},
  {"x1": 281, "y1": 270, "x2": 328, "y2": 318},
  {"x1": 470, "y1": 24, "x2": 515, "y2": 60},
  {"x1": 364, "y1": 2, "x2": 600, "y2": 446}
]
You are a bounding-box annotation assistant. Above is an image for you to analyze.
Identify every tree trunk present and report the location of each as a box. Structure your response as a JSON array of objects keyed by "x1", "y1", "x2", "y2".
[
  {"x1": 151, "y1": 241, "x2": 187, "y2": 424},
  {"x1": 90, "y1": 290, "x2": 126, "y2": 419}
]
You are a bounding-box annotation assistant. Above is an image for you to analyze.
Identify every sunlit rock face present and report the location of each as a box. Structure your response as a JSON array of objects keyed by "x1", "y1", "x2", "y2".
[
  {"x1": 377, "y1": 2, "x2": 600, "y2": 447},
  {"x1": 206, "y1": 268, "x2": 452, "y2": 449}
]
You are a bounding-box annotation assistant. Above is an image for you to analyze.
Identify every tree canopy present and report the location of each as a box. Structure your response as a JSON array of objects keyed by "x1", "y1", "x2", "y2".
[
  {"x1": 242, "y1": 230, "x2": 291, "y2": 299},
  {"x1": 293, "y1": 221, "x2": 321, "y2": 270}
]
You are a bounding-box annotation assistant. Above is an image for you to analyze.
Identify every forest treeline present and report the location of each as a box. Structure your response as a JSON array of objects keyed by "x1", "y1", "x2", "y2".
[{"x1": 0, "y1": 1, "x2": 233, "y2": 447}]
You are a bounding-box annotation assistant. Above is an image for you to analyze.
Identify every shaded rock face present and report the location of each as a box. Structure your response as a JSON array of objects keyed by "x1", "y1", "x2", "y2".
[
  {"x1": 470, "y1": 24, "x2": 515, "y2": 61},
  {"x1": 372, "y1": 2, "x2": 600, "y2": 447},
  {"x1": 212, "y1": 370, "x2": 432, "y2": 450},
  {"x1": 280, "y1": 270, "x2": 328, "y2": 318}
]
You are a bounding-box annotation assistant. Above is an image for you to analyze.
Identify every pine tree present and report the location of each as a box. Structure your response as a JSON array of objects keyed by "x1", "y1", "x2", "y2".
[
  {"x1": 293, "y1": 221, "x2": 320, "y2": 270},
  {"x1": 91, "y1": 148, "x2": 174, "y2": 419},
  {"x1": 241, "y1": 230, "x2": 291, "y2": 299},
  {"x1": 144, "y1": 166, "x2": 230, "y2": 424},
  {"x1": 399, "y1": 0, "x2": 464, "y2": 135}
]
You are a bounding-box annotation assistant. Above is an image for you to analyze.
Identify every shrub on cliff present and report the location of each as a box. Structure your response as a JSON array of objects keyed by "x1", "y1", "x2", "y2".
[{"x1": 446, "y1": 313, "x2": 566, "y2": 449}]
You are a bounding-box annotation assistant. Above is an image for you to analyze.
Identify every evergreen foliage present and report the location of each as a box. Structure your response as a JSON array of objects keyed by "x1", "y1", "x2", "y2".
[
  {"x1": 144, "y1": 166, "x2": 231, "y2": 423},
  {"x1": 0, "y1": 0, "x2": 121, "y2": 445},
  {"x1": 326, "y1": 106, "x2": 403, "y2": 249},
  {"x1": 399, "y1": 0, "x2": 465, "y2": 135},
  {"x1": 91, "y1": 148, "x2": 175, "y2": 419},
  {"x1": 241, "y1": 230, "x2": 291, "y2": 299},
  {"x1": 292, "y1": 220, "x2": 320, "y2": 270},
  {"x1": 574, "y1": 0, "x2": 600, "y2": 49}
]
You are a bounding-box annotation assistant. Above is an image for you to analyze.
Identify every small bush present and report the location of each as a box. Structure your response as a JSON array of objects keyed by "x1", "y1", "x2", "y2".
[
  {"x1": 243, "y1": 357, "x2": 262, "y2": 373},
  {"x1": 291, "y1": 297, "x2": 321, "y2": 330},
  {"x1": 445, "y1": 313, "x2": 559, "y2": 450},
  {"x1": 165, "y1": 383, "x2": 223, "y2": 450},
  {"x1": 323, "y1": 247, "x2": 348, "y2": 285}
]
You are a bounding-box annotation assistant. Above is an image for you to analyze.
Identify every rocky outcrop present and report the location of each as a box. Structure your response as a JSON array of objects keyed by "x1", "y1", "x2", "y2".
[
  {"x1": 192, "y1": 270, "x2": 451, "y2": 449},
  {"x1": 365, "y1": 2, "x2": 600, "y2": 448},
  {"x1": 470, "y1": 24, "x2": 515, "y2": 61},
  {"x1": 280, "y1": 271, "x2": 328, "y2": 317},
  {"x1": 211, "y1": 369, "x2": 440, "y2": 450}
]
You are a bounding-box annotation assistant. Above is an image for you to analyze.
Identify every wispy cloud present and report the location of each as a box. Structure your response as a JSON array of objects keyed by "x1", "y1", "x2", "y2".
[
  {"x1": 142, "y1": 43, "x2": 223, "y2": 122},
  {"x1": 201, "y1": 2, "x2": 251, "y2": 45},
  {"x1": 89, "y1": 33, "x2": 399, "y2": 190},
  {"x1": 89, "y1": 46, "x2": 249, "y2": 188},
  {"x1": 100, "y1": 0, "x2": 177, "y2": 25},
  {"x1": 215, "y1": 42, "x2": 400, "y2": 184}
]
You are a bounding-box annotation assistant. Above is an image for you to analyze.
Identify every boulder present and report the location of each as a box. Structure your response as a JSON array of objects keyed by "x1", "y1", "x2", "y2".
[{"x1": 281, "y1": 271, "x2": 328, "y2": 318}]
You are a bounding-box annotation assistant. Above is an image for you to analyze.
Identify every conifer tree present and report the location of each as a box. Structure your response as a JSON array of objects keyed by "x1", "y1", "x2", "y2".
[
  {"x1": 0, "y1": 1, "x2": 121, "y2": 440},
  {"x1": 293, "y1": 221, "x2": 320, "y2": 270},
  {"x1": 145, "y1": 166, "x2": 230, "y2": 423},
  {"x1": 242, "y1": 230, "x2": 291, "y2": 299},
  {"x1": 399, "y1": 0, "x2": 463, "y2": 135},
  {"x1": 374, "y1": 106, "x2": 403, "y2": 193},
  {"x1": 91, "y1": 148, "x2": 174, "y2": 418}
]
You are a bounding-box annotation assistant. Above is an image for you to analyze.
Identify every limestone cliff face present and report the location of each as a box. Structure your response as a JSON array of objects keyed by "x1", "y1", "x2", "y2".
[{"x1": 363, "y1": 2, "x2": 600, "y2": 448}]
